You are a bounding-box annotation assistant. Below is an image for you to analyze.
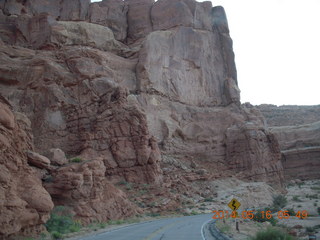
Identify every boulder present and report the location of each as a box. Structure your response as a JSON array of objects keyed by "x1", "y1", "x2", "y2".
[
  {"x1": 46, "y1": 148, "x2": 68, "y2": 166},
  {"x1": 27, "y1": 151, "x2": 51, "y2": 169}
]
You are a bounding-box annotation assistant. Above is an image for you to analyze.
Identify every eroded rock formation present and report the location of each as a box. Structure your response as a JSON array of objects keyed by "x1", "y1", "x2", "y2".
[
  {"x1": 0, "y1": 0, "x2": 285, "y2": 238},
  {"x1": 258, "y1": 105, "x2": 320, "y2": 181},
  {"x1": 0, "y1": 98, "x2": 54, "y2": 238}
]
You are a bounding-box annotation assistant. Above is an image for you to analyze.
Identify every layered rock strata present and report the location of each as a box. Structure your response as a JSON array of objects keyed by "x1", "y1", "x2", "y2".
[
  {"x1": 257, "y1": 104, "x2": 320, "y2": 127},
  {"x1": 257, "y1": 105, "x2": 320, "y2": 180},
  {"x1": 0, "y1": 0, "x2": 285, "y2": 237},
  {"x1": 271, "y1": 122, "x2": 320, "y2": 180}
]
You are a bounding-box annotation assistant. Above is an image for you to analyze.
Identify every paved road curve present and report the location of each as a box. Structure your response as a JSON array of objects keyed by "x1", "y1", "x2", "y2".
[{"x1": 78, "y1": 214, "x2": 215, "y2": 240}]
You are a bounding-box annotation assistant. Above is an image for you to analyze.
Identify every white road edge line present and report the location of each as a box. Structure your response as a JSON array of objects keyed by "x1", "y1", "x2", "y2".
[{"x1": 201, "y1": 219, "x2": 213, "y2": 240}]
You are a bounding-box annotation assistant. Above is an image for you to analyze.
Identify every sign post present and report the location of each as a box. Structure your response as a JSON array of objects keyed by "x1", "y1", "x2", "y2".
[{"x1": 227, "y1": 198, "x2": 241, "y2": 232}]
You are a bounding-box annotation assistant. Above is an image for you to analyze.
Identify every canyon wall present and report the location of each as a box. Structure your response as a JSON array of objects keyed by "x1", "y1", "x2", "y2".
[
  {"x1": 0, "y1": 0, "x2": 284, "y2": 238},
  {"x1": 0, "y1": 98, "x2": 54, "y2": 237},
  {"x1": 258, "y1": 105, "x2": 320, "y2": 180}
]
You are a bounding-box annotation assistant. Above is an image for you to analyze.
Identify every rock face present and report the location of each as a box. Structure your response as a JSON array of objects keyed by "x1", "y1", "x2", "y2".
[
  {"x1": 1, "y1": 0, "x2": 90, "y2": 20},
  {"x1": 137, "y1": 27, "x2": 229, "y2": 106},
  {"x1": 0, "y1": 98, "x2": 54, "y2": 238},
  {"x1": 0, "y1": 0, "x2": 285, "y2": 237},
  {"x1": 0, "y1": 13, "x2": 127, "y2": 53},
  {"x1": 271, "y1": 122, "x2": 320, "y2": 180},
  {"x1": 257, "y1": 105, "x2": 320, "y2": 181},
  {"x1": 126, "y1": 0, "x2": 154, "y2": 43},
  {"x1": 257, "y1": 104, "x2": 320, "y2": 127},
  {"x1": 151, "y1": 0, "x2": 213, "y2": 31},
  {"x1": 44, "y1": 159, "x2": 139, "y2": 223},
  {"x1": 88, "y1": 0, "x2": 128, "y2": 41}
]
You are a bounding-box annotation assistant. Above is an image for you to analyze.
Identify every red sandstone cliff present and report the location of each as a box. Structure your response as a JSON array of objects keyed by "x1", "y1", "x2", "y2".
[{"x1": 0, "y1": 0, "x2": 284, "y2": 238}]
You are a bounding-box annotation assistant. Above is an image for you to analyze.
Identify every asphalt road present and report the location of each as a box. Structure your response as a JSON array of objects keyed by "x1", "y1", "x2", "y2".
[{"x1": 78, "y1": 214, "x2": 215, "y2": 240}]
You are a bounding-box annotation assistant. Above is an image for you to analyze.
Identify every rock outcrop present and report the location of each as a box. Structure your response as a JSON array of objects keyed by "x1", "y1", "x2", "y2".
[
  {"x1": 1, "y1": 0, "x2": 90, "y2": 20},
  {"x1": 0, "y1": 0, "x2": 285, "y2": 237},
  {"x1": 44, "y1": 159, "x2": 139, "y2": 224},
  {"x1": 0, "y1": 98, "x2": 54, "y2": 238},
  {"x1": 271, "y1": 122, "x2": 320, "y2": 180},
  {"x1": 257, "y1": 104, "x2": 320, "y2": 127},
  {"x1": 257, "y1": 105, "x2": 320, "y2": 181},
  {"x1": 88, "y1": 0, "x2": 128, "y2": 41}
]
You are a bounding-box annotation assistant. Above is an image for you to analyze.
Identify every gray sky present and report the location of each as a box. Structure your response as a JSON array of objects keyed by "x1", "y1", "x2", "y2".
[{"x1": 91, "y1": 0, "x2": 320, "y2": 106}]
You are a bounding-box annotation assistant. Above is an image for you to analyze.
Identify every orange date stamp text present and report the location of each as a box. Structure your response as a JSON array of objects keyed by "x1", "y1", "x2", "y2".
[{"x1": 212, "y1": 210, "x2": 308, "y2": 220}]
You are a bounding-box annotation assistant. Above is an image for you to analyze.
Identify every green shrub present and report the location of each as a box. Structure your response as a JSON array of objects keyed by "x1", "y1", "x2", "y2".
[
  {"x1": 253, "y1": 209, "x2": 278, "y2": 226},
  {"x1": 306, "y1": 194, "x2": 318, "y2": 199},
  {"x1": 190, "y1": 210, "x2": 199, "y2": 215},
  {"x1": 51, "y1": 231, "x2": 63, "y2": 239},
  {"x1": 250, "y1": 227, "x2": 296, "y2": 240},
  {"x1": 306, "y1": 226, "x2": 315, "y2": 233},
  {"x1": 317, "y1": 207, "x2": 320, "y2": 215},
  {"x1": 98, "y1": 222, "x2": 107, "y2": 229},
  {"x1": 204, "y1": 197, "x2": 214, "y2": 202},
  {"x1": 287, "y1": 208, "x2": 295, "y2": 216},
  {"x1": 292, "y1": 196, "x2": 302, "y2": 202},
  {"x1": 117, "y1": 180, "x2": 128, "y2": 185},
  {"x1": 146, "y1": 212, "x2": 161, "y2": 217},
  {"x1": 70, "y1": 157, "x2": 82, "y2": 163},
  {"x1": 272, "y1": 195, "x2": 287, "y2": 211},
  {"x1": 45, "y1": 206, "x2": 82, "y2": 238}
]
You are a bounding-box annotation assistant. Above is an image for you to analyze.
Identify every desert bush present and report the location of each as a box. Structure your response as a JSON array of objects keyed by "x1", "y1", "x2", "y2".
[
  {"x1": 70, "y1": 157, "x2": 82, "y2": 163},
  {"x1": 253, "y1": 209, "x2": 278, "y2": 226},
  {"x1": 146, "y1": 212, "x2": 161, "y2": 217},
  {"x1": 45, "y1": 206, "x2": 81, "y2": 238},
  {"x1": 287, "y1": 208, "x2": 295, "y2": 216},
  {"x1": 204, "y1": 197, "x2": 214, "y2": 202},
  {"x1": 306, "y1": 194, "x2": 318, "y2": 199},
  {"x1": 306, "y1": 226, "x2": 315, "y2": 233},
  {"x1": 250, "y1": 227, "x2": 296, "y2": 240},
  {"x1": 292, "y1": 196, "x2": 302, "y2": 202},
  {"x1": 272, "y1": 195, "x2": 287, "y2": 211}
]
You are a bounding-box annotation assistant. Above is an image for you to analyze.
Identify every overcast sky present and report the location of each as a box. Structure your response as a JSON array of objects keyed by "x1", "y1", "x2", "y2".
[{"x1": 92, "y1": 0, "x2": 320, "y2": 106}]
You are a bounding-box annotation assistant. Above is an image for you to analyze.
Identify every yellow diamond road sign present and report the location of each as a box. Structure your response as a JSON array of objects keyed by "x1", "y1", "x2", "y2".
[{"x1": 228, "y1": 198, "x2": 241, "y2": 211}]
